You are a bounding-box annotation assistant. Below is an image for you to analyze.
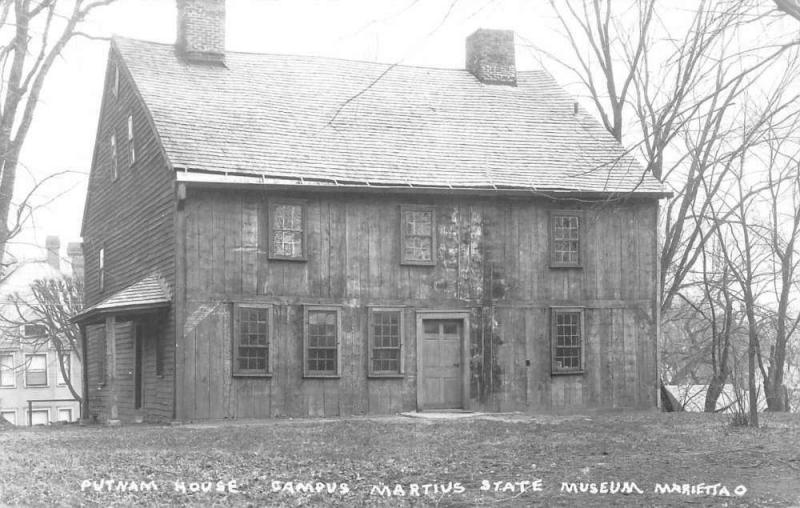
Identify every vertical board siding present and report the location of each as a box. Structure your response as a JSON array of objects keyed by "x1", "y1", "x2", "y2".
[
  {"x1": 180, "y1": 190, "x2": 659, "y2": 419},
  {"x1": 82, "y1": 50, "x2": 176, "y2": 423}
]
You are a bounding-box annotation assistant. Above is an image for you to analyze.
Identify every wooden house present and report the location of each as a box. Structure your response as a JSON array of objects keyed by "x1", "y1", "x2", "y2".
[{"x1": 74, "y1": 0, "x2": 668, "y2": 423}]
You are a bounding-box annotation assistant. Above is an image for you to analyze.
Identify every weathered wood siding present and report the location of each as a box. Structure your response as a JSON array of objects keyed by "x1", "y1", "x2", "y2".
[
  {"x1": 81, "y1": 48, "x2": 176, "y2": 421},
  {"x1": 178, "y1": 189, "x2": 658, "y2": 419}
]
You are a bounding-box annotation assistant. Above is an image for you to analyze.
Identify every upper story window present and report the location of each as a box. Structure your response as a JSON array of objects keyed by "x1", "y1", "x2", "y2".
[
  {"x1": 268, "y1": 201, "x2": 306, "y2": 260},
  {"x1": 24, "y1": 354, "x2": 47, "y2": 387},
  {"x1": 110, "y1": 134, "x2": 118, "y2": 181},
  {"x1": 233, "y1": 304, "x2": 272, "y2": 377},
  {"x1": 303, "y1": 306, "x2": 340, "y2": 377},
  {"x1": 23, "y1": 324, "x2": 46, "y2": 339},
  {"x1": 550, "y1": 211, "x2": 582, "y2": 267},
  {"x1": 98, "y1": 247, "x2": 105, "y2": 292},
  {"x1": 551, "y1": 308, "x2": 584, "y2": 375},
  {"x1": 0, "y1": 353, "x2": 14, "y2": 387},
  {"x1": 400, "y1": 205, "x2": 436, "y2": 266},
  {"x1": 368, "y1": 308, "x2": 404, "y2": 377},
  {"x1": 56, "y1": 352, "x2": 71, "y2": 386},
  {"x1": 127, "y1": 114, "x2": 135, "y2": 166},
  {"x1": 112, "y1": 64, "x2": 119, "y2": 98}
]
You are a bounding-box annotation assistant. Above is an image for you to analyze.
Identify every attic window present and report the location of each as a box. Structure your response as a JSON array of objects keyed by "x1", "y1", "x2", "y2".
[
  {"x1": 112, "y1": 64, "x2": 119, "y2": 98},
  {"x1": 400, "y1": 205, "x2": 436, "y2": 266},
  {"x1": 268, "y1": 201, "x2": 306, "y2": 261},
  {"x1": 110, "y1": 134, "x2": 118, "y2": 181},
  {"x1": 127, "y1": 114, "x2": 135, "y2": 166}
]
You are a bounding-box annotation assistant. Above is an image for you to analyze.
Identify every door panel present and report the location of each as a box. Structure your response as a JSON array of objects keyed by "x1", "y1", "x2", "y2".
[{"x1": 422, "y1": 319, "x2": 463, "y2": 409}]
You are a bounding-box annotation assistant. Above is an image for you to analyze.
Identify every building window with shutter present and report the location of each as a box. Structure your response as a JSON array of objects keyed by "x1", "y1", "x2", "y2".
[
  {"x1": 303, "y1": 306, "x2": 340, "y2": 377},
  {"x1": 400, "y1": 205, "x2": 436, "y2": 266},
  {"x1": 551, "y1": 308, "x2": 584, "y2": 375},
  {"x1": 268, "y1": 201, "x2": 306, "y2": 260},
  {"x1": 232, "y1": 304, "x2": 272, "y2": 377},
  {"x1": 127, "y1": 114, "x2": 135, "y2": 166},
  {"x1": 24, "y1": 354, "x2": 48, "y2": 387},
  {"x1": 549, "y1": 211, "x2": 582, "y2": 267},
  {"x1": 368, "y1": 308, "x2": 404, "y2": 377},
  {"x1": 110, "y1": 134, "x2": 118, "y2": 180}
]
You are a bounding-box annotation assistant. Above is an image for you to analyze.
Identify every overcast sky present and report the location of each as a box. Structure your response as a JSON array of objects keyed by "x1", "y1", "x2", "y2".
[{"x1": 13, "y1": 0, "x2": 794, "y2": 261}]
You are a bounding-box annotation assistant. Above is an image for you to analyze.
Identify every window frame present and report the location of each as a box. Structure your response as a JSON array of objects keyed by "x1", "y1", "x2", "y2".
[
  {"x1": 110, "y1": 134, "x2": 118, "y2": 181},
  {"x1": 56, "y1": 351, "x2": 70, "y2": 386},
  {"x1": 550, "y1": 307, "x2": 585, "y2": 375},
  {"x1": 367, "y1": 307, "x2": 405, "y2": 378},
  {"x1": 232, "y1": 303, "x2": 273, "y2": 377},
  {"x1": 400, "y1": 204, "x2": 437, "y2": 266},
  {"x1": 267, "y1": 199, "x2": 308, "y2": 261},
  {"x1": 127, "y1": 113, "x2": 135, "y2": 166},
  {"x1": 98, "y1": 247, "x2": 105, "y2": 293},
  {"x1": 57, "y1": 407, "x2": 73, "y2": 423},
  {"x1": 1, "y1": 410, "x2": 16, "y2": 425},
  {"x1": 27, "y1": 408, "x2": 49, "y2": 426},
  {"x1": 24, "y1": 353, "x2": 48, "y2": 387},
  {"x1": 548, "y1": 210, "x2": 584, "y2": 268},
  {"x1": 303, "y1": 305, "x2": 341, "y2": 378},
  {"x1": 0, "y1": 352, "x2": 15, "y2": 388}
]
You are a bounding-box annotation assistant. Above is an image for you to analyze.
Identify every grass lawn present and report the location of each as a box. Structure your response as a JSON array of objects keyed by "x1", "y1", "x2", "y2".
[{"x1": 1, "y1": 411, "x2": 799, "y2": 507}]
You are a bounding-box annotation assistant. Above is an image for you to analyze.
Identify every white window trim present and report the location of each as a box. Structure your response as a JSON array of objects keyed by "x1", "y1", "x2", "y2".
[
  {"x1": 1, "y1": 410, "x2": 17, "y2": 425},
  {"x1": 232, "y1": 303, "x2": 273, "y2": 377},
  {"x1": 303, "y1": 305, "x2": 342, "y2": 378},
  {"x1": 0, "y1": 352, "x2": 15, "y2": 388},
  {"x1": 27, "y1": 408, "x2": 49, "y2": 426},
  {"x1": 24, "y1": 353, "x2": 48, "y2": 388},
  {"x1": 550, "y1": 306, "x2": 586, "y2": 375},
  {"x1": 367, "y1": 307, "x2": 405, "y2": 378},
  {"x1": 56, "y1": 407, "x2": 73, "y2": 423}
]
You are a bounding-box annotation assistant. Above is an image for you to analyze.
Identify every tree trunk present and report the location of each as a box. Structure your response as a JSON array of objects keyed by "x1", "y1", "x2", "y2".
[{"x1": 704, "y1": 375, "x2": 725, "y2": 412}]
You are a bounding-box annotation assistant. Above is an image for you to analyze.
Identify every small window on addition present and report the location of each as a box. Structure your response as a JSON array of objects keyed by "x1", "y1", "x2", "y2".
[
  {"x1": 110, "y1": 134, "x2": 118, "y2": 181},
  {"x1": 112, "y1": 64, "x2": 119, "y2": 98},
  {"x1": 304, "y1": 307, "x2": 340, "y2": 377},
  {"x1": 233, "y1": 304, "x2": 272, "y2": 377},
  {"x1": 551, "y1": 308, "x2": 584, "y2": 375},
  {"x1": 368, "y1": 308, "x2": 404, "y2": 377},
  {"x1": 268, "y1": 202, "x2": 306, "y2": 260},
  {"x1": 550, "y1": 211, "x2": 582, "y2": 267},
  {"x1": 127, "y1": 114, "x2": 135, "y2": 166},
  {"x1": 400, "y1": 205, "x2": 436, "y2": 266}
]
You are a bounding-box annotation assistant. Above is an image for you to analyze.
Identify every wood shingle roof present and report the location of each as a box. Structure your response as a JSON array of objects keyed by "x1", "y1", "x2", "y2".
[{"x1": 115, "y1": 37, "x2": 666, "y2": 196}]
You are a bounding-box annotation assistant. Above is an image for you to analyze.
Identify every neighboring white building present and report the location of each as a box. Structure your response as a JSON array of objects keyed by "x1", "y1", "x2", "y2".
[
  {"x1": 665, "y1": 384, "x2": 767, "y2": 413},
  {"x1": 0, "y1": 237, "x2": 83, "y2": 425}
]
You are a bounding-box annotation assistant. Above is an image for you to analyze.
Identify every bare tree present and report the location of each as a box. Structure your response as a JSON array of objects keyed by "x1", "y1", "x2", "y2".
[
  {"x1": 0, "y1": 0, "x2": 117, "y2": 272},
  {"x1": 0, "y1": 276, "x2": 83, "y2": 403}
]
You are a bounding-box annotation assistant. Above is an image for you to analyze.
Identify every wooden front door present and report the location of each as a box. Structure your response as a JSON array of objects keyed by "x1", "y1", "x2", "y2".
[{"x1": 421, "y1": 319, "x2": 463, "y2": 409}]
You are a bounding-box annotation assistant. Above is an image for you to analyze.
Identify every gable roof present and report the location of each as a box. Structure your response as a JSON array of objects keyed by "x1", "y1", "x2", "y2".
[{"x1": 114, "y1": 37, "x2": 666, "y2": 197}]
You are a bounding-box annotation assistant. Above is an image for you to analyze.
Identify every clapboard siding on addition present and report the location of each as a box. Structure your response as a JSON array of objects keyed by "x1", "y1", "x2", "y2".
[
  {"x1": 81, "y1": 51, "x2": 176, "y2": 422},
  {"x1": 174, "y1": 188, "x2": 657, "y2": 419}
]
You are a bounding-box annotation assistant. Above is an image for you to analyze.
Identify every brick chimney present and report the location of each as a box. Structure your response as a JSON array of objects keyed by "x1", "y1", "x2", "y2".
[
  {"x1": 45, "y1": 236, "x2": 60, "y2": 271},
  {"x1": 67, "y1": 242, "x2": 84, "y2": 280},
  {"x1": 176, "y1": 0, "x2": 226, "y2": 65},
  {"x1": 466, "y1": 29, "x2": 516, "y2": 86}
]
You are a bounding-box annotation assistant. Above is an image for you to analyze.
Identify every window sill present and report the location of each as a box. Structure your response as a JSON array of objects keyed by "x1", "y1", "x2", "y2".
[
  {"x1": 400, "y1": 261, "x2": 436, "y2": 267},
  {"x1": 549, "y1": 264, "x2": 583, "y2": 269},
  {"x1": 368, "y1": 374, "x2": 405, "y2": 379},
  {"x1": 233, "y1": 373, "x2": 272, "y2": 378},
  {"x1": 303, "y1": 374, "x2": 340, "y2": 379},
  {"x1": 551, "y1": 370, "x2": 584, "y2": 376},
  {"x1": 268, "y1": 256, "x2": 308, "y2": 262}
]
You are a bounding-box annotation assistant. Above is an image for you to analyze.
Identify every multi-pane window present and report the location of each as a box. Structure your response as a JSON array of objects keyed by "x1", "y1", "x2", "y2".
[
  {"x1": 304, "y1": 307, "x2": 339, "y2": 377},
  {"x1": 127, "y1": 114, "x2": 135, "y2": 166},
  {"x1": 368, "y1": 309, "x2": 404, "y2": 376},
  {"x1": 550, "y1": 212, "x2": 581, "y2": 266},
  {"x1": 0, "y1": 353, "x2": 14, "y2": 387},
  {"x1": 25, "y1": 354, "x2": 47, "y2": 386},
  {"x1": 401, "y1": 206, "x2": 436, "y2": 265},
  {"x1": 269, "y1": 202, "x2": 305, "y2": 260},
  {"x1": 233, "y1": 304, "x2": 272, "y2": 376},
  {"x1": 110, "y1": 134, "x2": 118, "y2": 180},
  {"x1": 56, "y1": 352, "x2": 70, "y2": 386},
  {"x1": 551, "y1": 309, "x2": 584, "y2": 374}
]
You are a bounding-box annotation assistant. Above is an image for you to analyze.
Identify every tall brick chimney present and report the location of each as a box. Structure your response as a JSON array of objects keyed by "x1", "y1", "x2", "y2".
[
  {"x1": 67, "y1": 242, "x2": 84, "y2": 280},
  {"x1": 45, "y1": 236, "x2": 60, "y2": 271},
  {"x1": 176, "y1": 0, "x2": 226, "y2": 65},
  {"x1": 466, "y1": 29, "x2": 516, "y2": 86}
]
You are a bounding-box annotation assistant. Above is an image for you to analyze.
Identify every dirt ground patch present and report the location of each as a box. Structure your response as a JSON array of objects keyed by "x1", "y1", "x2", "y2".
[{"x1": 1, "y1": 411, "x2": 798, "y2": 507}]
